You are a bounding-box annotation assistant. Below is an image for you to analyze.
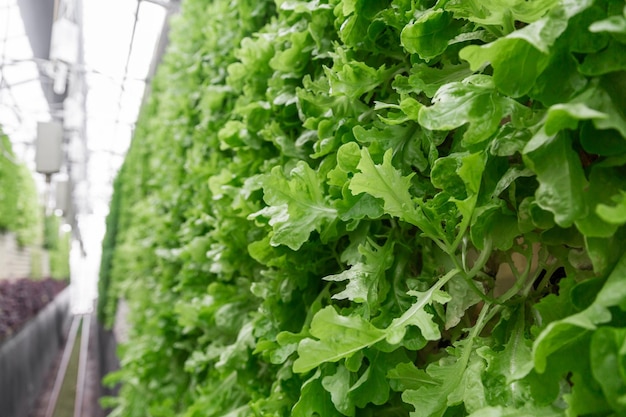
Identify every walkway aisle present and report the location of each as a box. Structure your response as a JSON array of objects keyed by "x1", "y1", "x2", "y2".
[{"x1": 27, "y1": 312, "x2": 105, "y2": 417}]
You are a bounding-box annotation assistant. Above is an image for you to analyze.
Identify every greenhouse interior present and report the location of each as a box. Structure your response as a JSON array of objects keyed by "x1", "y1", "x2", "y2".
[{"x1": 1, "y1": 0, "x2": 626, "y2": 416}]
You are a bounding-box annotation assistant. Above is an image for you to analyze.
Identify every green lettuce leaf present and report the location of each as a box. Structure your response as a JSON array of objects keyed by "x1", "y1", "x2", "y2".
[
  {"x1": 292, "y1": 369, "x2": 343, "y2": 417},
  {"x1": 349, "y1": 148, "x2": 440, "y2": 237},
  {"x1": 467, "y1": 405, "x2": 563, "y2": 417},
  {"x1": 418, "y1": 75, "x2": 520, "y2": 144},
  {"x1": 401, "y1": 9, "x2": 462, "y2": 61},
  {"x1": 533, "y1": 252, "x2": 626, "y2": 373},
  {"x1": 597, "y1": 191, "x2": 626, "y2": 225},
  {"x1": 590, "y1": 327, "x2": 626, "y2": 415},
  {"x1": 250, "y1": 162, "x2": 338, "y2": 250},
  {"x1": 444, "y1": 0, "x2": 560, "y2": 26},
  {"x1": 324, "y1": 238, "x2": 394, "y2": 311},
  {"x1": 293, "y1": 306, "x2": 387, "y2": 373},
  {"x1": 294, "y1": 269, "x2": 458, "y2": 373},
  {"x1": 460, "y1": 0, "x2": 593, "y2": 97},
  {"x1": 575, "y1": 165, "x2": 624, "y2": 237},
  {"x1": 523, "y1": 130, "x2": 588, "y2": 228}
]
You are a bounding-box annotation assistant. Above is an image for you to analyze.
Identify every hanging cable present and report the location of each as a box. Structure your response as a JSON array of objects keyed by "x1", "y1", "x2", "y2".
[{"x1": 112, "y1": 0, "x2": 142, "y2": 132}]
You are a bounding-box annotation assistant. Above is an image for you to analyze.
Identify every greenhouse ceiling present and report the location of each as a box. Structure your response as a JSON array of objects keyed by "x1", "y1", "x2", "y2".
[{"x1": 0, "y1": 0, "x2": 179, "y2": 245}]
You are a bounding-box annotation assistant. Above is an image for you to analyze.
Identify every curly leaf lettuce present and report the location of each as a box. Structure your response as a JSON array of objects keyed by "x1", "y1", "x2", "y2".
[{"x1": 250, "y1": 162, "x2": 338, "y2": 250}]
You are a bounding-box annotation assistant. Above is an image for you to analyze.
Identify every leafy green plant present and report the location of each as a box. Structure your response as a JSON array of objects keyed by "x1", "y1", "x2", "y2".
[
  {"x1": 0, "y1": 129, "x2": 43, "y2": 246},
  {"x1": 0, "y1": 132, "x2": 21, "y2": 232},
  {"x1": 98, "y1": 174, "x2": 123, "y2": 324},
  {"x1": 44, "y1": 213, "x2": 60, "y2": 250},
  {"x1": 101, "y1": 0, "x2": 626, "y2": 416},
  {"x1": 50, "y1": 228, "x2": 71, "y2": 280},
  {"x1": 14, "y1": 163, "x2": 43, "y2": 246}
]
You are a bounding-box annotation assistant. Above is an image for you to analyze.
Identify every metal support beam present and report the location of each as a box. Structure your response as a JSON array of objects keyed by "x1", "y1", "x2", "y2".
[{"x1": 141, "y1": 0, "x2": 179, "y2": 9}]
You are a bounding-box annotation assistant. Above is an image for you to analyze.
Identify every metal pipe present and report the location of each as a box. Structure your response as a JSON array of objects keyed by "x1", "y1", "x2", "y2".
[
  {"x1": 73, "y1": 313, "x2": 91, "y2": 417},
  {"x1": 112, "y1": 0, "x2": 141, "y2": 132},
  {"x1": 140, "y1": 0, "x2": 174, "y2": 8},
  {"x1": 53, "y1": 0, "x2": 60, "y2": 20}
]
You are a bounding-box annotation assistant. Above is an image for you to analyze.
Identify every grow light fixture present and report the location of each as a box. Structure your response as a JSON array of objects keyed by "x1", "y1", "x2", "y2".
[
  {"x1": 49, "y1": 0, "x2": 79, "y2": 96},
  {"x1": 35, "y1": 120, "x2": 63, "y2": 180},
  {"x1": 55, "y1": 178, "x2": 70, "y2": 214}
]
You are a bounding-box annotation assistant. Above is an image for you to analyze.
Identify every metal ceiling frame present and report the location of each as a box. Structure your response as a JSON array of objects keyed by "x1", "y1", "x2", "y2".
[{"x1": 0, "y1": 0, "x2": 180, "y2": 255}]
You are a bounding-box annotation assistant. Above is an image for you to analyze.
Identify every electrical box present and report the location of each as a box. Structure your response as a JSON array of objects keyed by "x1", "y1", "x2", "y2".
[
  {"x1": 63, "y1": 96, "x2": 83, "y2": 130},
  {"x1": 55, "y1": 179, "x2": 70, "y2": 213},
  {"x1": 50, "y1": 18, "x2": 79, "y2": 65},
  {"x1": 36, "y1": 121, "x2": 64, "y2": 175}
]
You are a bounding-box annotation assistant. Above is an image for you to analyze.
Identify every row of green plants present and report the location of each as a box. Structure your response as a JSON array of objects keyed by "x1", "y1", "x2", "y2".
[
  {"x1": 0, "y1": 129, "x2": 42, "y2": 246},
  {"x1": 0, "y1": 127, "x2": 71, "y2": 280},
  {"x1": 45, "y1": 213, "x2": 72, "y2": 280},
  {"x1": 100, "y1": 0, "x2": 626, "y2": 416}
]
